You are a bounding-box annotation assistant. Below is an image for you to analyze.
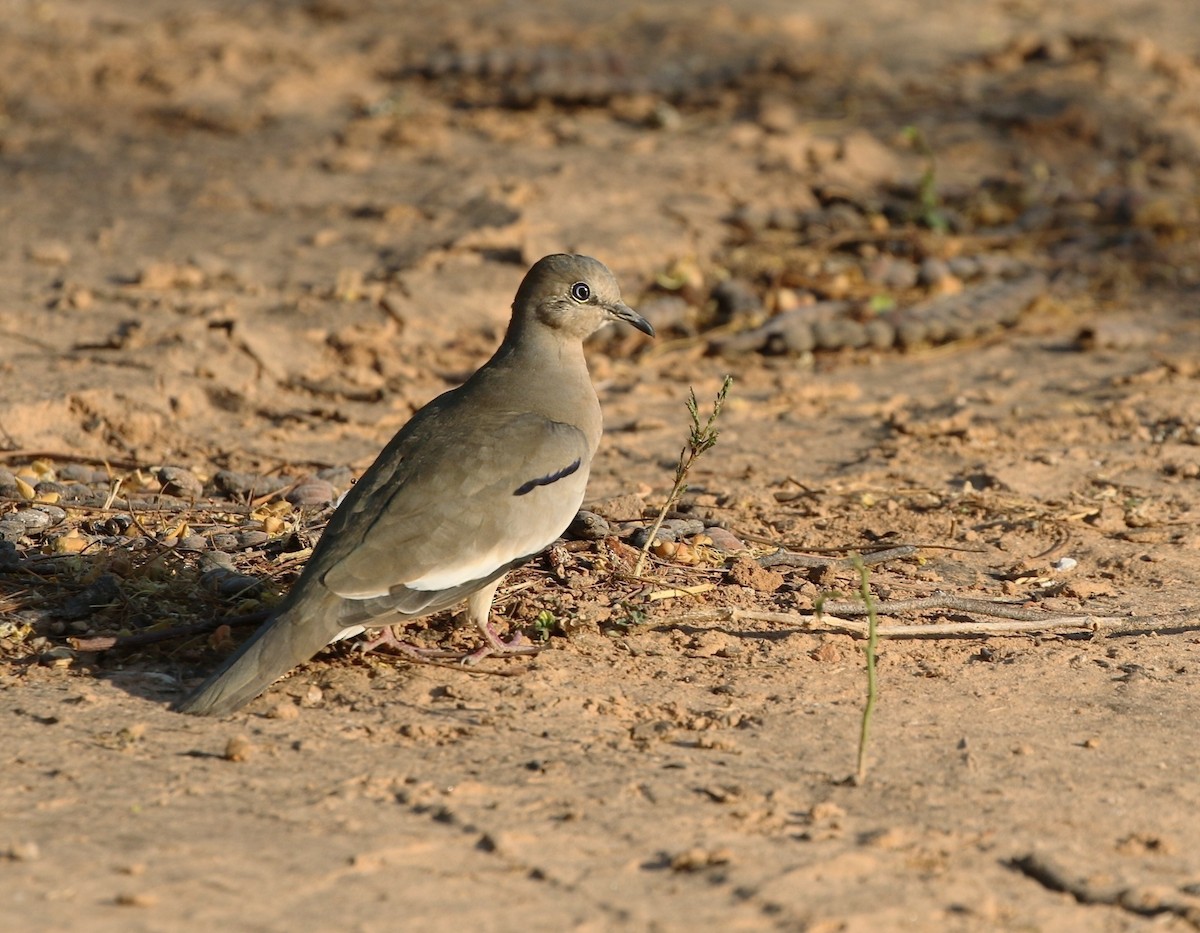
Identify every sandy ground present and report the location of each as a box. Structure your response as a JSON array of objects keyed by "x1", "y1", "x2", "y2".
[{"x1": 3, "y1": 1, "x2": 1200, "y2": 930}]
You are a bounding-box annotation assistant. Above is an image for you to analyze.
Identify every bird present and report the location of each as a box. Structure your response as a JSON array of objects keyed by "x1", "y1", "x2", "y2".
[{"x1": 175, "y1": 254, "x2": 654, "y2": 716}]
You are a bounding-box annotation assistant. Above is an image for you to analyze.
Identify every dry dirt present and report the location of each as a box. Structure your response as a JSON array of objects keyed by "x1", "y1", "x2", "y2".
[{"x1": 3, "y1": 1, "x2": 1200, "y2": 930}]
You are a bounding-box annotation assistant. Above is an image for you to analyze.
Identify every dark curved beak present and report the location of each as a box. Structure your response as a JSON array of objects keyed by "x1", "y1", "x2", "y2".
[{"x1": 608, "y1": 301, "x2": 655, "y2": 337}]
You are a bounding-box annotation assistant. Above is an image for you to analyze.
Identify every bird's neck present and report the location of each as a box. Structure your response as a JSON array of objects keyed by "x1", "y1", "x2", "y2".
[{"x1": 491, "y1": 321, "x2": 602, "y2": 448}]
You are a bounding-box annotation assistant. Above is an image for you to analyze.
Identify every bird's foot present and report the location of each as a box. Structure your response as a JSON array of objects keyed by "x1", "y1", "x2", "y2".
[
  {"x1": 461, "y1": 622, "x2": 541, "y2": 665},
  {"x1": 358, "y1": 625, "x2": 460, "y2": 660}
]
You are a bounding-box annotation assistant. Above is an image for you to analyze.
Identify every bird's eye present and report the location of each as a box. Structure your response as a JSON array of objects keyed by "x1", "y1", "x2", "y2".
[{"x1": 569, "y1": 282, "x2": 591, "y2": 302}]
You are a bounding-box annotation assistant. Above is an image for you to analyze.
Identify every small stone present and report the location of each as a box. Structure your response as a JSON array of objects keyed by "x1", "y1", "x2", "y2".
[
  {"x1": 670, "y1": 847, "x2": 732, "y2": 872},
  {"x1": 114, "y1": 891, "x2": 158, "y2": 908},
  {"x1": 6, "y1": 840, "x2": 40, "y2": 861},
  {"x1": 726, "y1": 557, "x2": 784, "y2": 593},
  {"x1": 918, "y1": 257, "x2": 953, "y2": 287},
  {"x1": 710, "y1": 279, "x2": 763, "y2": 324},
  {"x1": 661, "y1": 518, "x2": 705, "y2": 537},
  {"x1": 630, "y1": 526, "x2": 674, "y2": 548},
  {"x1": 177, "y1": 535, "x2": 208, "y2": 551},
  {"x1": 32, "y1": 504, "x2": 67, "y2": 526},
  {"x1": 299, "y1": 685, "x2": 323, "y2": 708},
  {"x1": 156, "y1": 466, "x2": 204, "y2": 499},
  {"x1": 210, "y1": 533, "x2": 239, "y2": 550},
  {"x1": 865, "y1": 256, "x2": 918, "y2": 290},
  {"x1": 947, "y1": 255, "x2": 981, "y2": 279},
  {"x1": 588, "y1": 494, "x2": 646, "y2": 523},
  {"x1": 9, "y1": 509, "x2": 51, "y2": 532},
  {"x1": 199, "y1": 567, "x2": 262, "y2": 599},
  {"x1": 39, "y1": 646, "x2": 75, "y2": 667},
  {"x1": 267, "y1": 701, "x2": 300, "y2": 720},
  {"x1": 0, "y1": 521, "x2": 26, "y2": 543},
  {"x1": 234, "y1": 530, "x2": 270, "y2": 548},
  {"x1": 286, "y1": 480, "x2": 337, "y2": 507},
  {"x1": 315, "y1": 465, "x2": 355, "y2": 492},
  {"x1": 223, "y1": 735, "x2": 254, "y2": 762},
  {"x1": 28, "y1": 240, "x2": 72, "y2": 265},
  {"x1": 704, "y1": 527, "x2": 747, "y2": 553},
  {"x1": 58, "y1": 573, "x2": 122, "y2": 620},
  {"x1": 213, "y1": 470, "x2": 288, "y2": 497},
  {"x1": 567, "y1": 510, "x2": 611, "y2": 540}
]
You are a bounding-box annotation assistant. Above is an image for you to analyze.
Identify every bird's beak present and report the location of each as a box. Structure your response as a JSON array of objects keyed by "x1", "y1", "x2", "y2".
[{"x1": 608, "y1": 301, "x2": 655, "y2": 337}]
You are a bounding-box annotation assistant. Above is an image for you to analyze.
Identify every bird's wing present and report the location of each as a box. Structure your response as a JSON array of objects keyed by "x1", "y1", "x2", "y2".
[{"x1": 320, "y1": 408, "x2": 592, "y2": 603}]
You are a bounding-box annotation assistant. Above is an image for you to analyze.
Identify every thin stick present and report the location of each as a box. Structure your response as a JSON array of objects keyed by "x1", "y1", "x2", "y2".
[
  {"x1": 759, "y1": 545, "x2": 918, "y2": 570},
  {"x1": 668, "y1": 606, "x2": 1131, "y2": 638},
  {"x1": 819, "y1": 594, "x2": 1069, "y2": 621}
]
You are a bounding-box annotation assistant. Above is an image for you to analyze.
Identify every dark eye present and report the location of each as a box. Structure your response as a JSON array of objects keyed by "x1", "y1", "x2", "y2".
[{"x1": 569, "y1": 282, "x2": 591, "y2": 302}]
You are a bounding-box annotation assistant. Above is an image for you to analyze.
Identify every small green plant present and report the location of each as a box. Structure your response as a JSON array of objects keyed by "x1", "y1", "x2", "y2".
[
  {"x1": 903, "y1": 126, "x2": 949, "y2": 234},
  {"x1": 532, "y1": 609, "x2": 557, "y2": 643},
  {"x1": 633, "y1": 375, "x2": 733, "y2": 578},
  {"x1": 853, "y1": 555, "x2": 880, "y2": 785},
  {"x1": 610, "y1": 602, "x2": 649, "y2": 630}
]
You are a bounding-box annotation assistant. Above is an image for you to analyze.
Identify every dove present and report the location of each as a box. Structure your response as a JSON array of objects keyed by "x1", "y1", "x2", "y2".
[{"x1": 175, "y1": 253, "x2": 653, "y2": 715}]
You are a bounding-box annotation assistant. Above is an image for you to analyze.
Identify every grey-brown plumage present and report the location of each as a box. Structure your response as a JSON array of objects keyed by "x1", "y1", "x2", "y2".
[{"x1": 175, "y1": 254, "x2": 653, "y2": 716}]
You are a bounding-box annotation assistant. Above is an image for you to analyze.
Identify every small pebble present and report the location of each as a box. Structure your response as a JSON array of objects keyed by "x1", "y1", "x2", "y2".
[
  {"x1": 267, "y1": 701, "x2": 300, "y2": 720},
  {"x1": 223, "y1": 735, "x2": 254, "y2": 762},
  {"x1": 157, "y1": 466, "x2": 204, "y2": 499},
  {"x1": 286, "y1": 480, "x2": 337, "y2": 507},
  {"x1": 661, "y1": 517, "x2": 705, "y2": 537},
  {"x1": 316, "y1": 465, "x2": 355, "y2": 491},
  {"x1": 200, "y1": 567, "x2": 262, "y2": 599},
  {"x1": 114, "y1": 891, "x2": 158, "y2": 908},
  {"x1": 1052, "y1": 557, "x2": 1078, "y2": 572},
  {"x1": 918, "y1": 257, "x2": 953, "y2": 287},
  {"x1": 865, "y1": 256, "x2": 919, "y2": 290},
  {"x1": 947, "y1": 255, "x2": 981, "y2": 279},
  {"x1": 299, "y1": 685, "x2": 324, "y2": 708},
  {"x1": 6, "y1": 840, "x2": 40, "y2": 861},
  {"x1": 39, "y1": 646, "x2": 75, "y2": 667},
  {"x1": 213, "y1": 470, "x2": 288, "y2": 497},
  {"x1": 9, "y1": 509, "x2": 51, "y2": 532},
  {"x1": 568, "y1": 510, "x2": 611, "y2": 540},
  {"x1": 32, "y1": 504, "x2": 67, "y2": 526},
  {"x1": 630, "y1": 526, "x2": 674, "y2": 548},
  {"x1": 704, "y1": 527, "x2": 747, "y2": 553},
  {"x1": 234, "y1": 530, "x2": 270, "y2": 548},
  {"x1": 710, "y1": 278, "x2": 762, "y2": 323}
]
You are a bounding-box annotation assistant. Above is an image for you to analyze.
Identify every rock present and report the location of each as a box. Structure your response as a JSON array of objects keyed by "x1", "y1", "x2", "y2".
[
  {"x1": 661, "y1": 517, "x2": 706, "y2": 537},
  {"x1": 234, "y1": 529, "x2": 270, "y2": 548},
  {"x1": 630, "y1": 526, "x2": 673, "y2": 548},
  {"x1": 32, "y1": 504, "x2": 67, "y2": 526},
  {"x1": 567, "y1": 510, "x2": 611, "y2": 540},
  {"x1": 286, "y1": 479, "x2": 337, "y2": 507},
  {"x1": 213, "y1": 470, "x2": 288, "y2": 497},
  {"x1": 711, "y1": 278, "x2": 763, "y2": 324},
  {"x1": 918, "y1": 257, "x2": 953, "y2": 288},
  {"x1": 58, "y1": 574, "x2": 123, "y2": 621},
  {"x1": 588, "y1": 494, "x2": 646, "y2": 523},
  {"x1": 157, "y1": 466, "x2": 204, "y2": 499},
  {"x1": 200, "y1": 567, "x2": 263, "y2": 599},
  {"x1": 726, "y1": 557, "x2": 784, "y2": 592},
  {"x1": 8, "y1": 509, "x2": 51, "y2": 532},
  {"x1": 704, "y1": 527, "x2": 747, "y2": 552}
]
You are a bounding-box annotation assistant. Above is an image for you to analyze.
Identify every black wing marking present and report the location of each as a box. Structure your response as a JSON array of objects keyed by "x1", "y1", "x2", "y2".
[{"x1": 513, "y1": 458, "x2": 582, "y2": 496}]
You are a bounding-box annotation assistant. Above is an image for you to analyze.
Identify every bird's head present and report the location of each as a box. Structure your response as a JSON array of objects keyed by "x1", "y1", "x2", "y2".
[{"x1": 513, "y1": 253, "x2": 654, "y2": 341}]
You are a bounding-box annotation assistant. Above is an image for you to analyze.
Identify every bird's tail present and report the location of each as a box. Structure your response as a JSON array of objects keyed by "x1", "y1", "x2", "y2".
[{"x1": 174, "y1": 595, "x2": 339, "y2": 717}]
